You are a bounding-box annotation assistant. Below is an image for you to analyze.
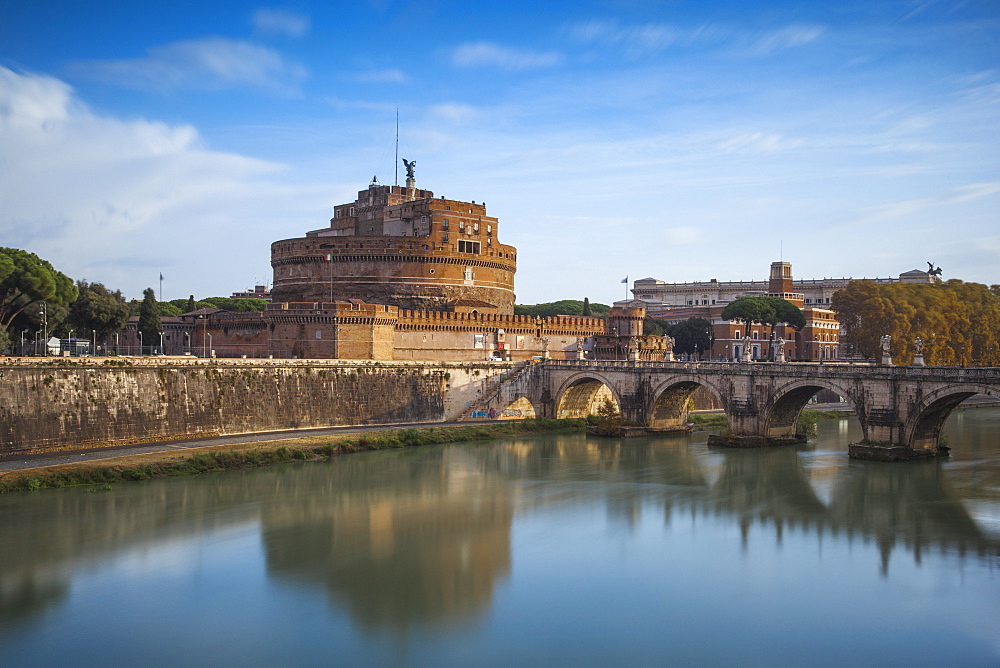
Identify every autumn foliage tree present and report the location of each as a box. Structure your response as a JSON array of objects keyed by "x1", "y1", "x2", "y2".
[{"x1": 832, "y1": 279, "x2": 1000, "y2": 366}]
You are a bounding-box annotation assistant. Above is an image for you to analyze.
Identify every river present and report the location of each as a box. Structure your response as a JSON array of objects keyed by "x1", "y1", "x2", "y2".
[{"x1": 1, "y1": 409, "x2": 998, "y2": 665}]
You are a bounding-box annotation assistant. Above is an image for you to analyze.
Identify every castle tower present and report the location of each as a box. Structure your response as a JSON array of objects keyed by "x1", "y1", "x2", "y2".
[
  {"x1": 606, "y1": 306, "x2": 645, "y2": 337},
  {"x1": 767, "y1": 261, "x2": 804, "y2": 307},
  {"x1": 270, "y1": 178, "x2": 517, "y2": 313},
  {"x1": 768, "y1": 261, "x2": 793, "y2": 295}
]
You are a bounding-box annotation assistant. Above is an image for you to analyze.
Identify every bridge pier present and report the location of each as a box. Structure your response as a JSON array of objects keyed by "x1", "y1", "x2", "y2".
[
  {"x1": 707, "y1": 433, "x2": 807, "y2": 448},
  {"x1": 847, "y1": 442, "x2": 949, "y2": 462}
]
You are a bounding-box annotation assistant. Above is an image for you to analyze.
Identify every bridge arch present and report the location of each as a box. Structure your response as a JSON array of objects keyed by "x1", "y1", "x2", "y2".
[
  {"x1": 905, "y1": 383, "x2": 996, "y2": 450},
  {"x1": 761, "y1": 379, "x2": 860, "y2": 438},
  {"x1": 497, "y1": 395, "x2": 538, "y2": 420},
  {"x1": 554, "y1": 373, "x2": 621, "y2": 420},
  {"x1": 647, "y1": 376, "x2": 727, "y2": 430}
]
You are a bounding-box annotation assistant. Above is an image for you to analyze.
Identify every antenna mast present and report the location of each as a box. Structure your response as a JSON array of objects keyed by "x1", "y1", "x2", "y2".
[{"x1": 394, "y1": 107, "x2": 399, "y2": 187}]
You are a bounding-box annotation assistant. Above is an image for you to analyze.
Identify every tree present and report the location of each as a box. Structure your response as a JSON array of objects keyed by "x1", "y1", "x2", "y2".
[
  {"x1": 0, "y1": 326, "x2": 10, "y2": 353},
  {"x1": 66, "y1": 281, "x2": 131, "y2": 346},
  {"x1": 200, "y1": 297, "x2": 268, "y2": 312},
  {"x1": 187, "y1": 295, "x2": 196, "y2": 312},
  {"x1": 720, "y1": 297, "x2": 775, "y2": 337},
  {"x1": 514, "y1": 299, "x2": 610, "y2": 318},
  {"x1": 668, "y1": 317, "x2": 716, "y2": 356},
  {"x1": 0, "y1": 247, "x2": 78, "y2": 330},
  {"x1": 832, "y1": 279, "x2": 1000, "y2": 365},
  {"x1": 138, "y1": 288, "x2": 162, "y2": 352},
  {"x1": 582, "y1": 297, "x2": 591, "y2": 316},
  {"x1": 758, "y1": 296, "x2": 806, "y2": 360}
]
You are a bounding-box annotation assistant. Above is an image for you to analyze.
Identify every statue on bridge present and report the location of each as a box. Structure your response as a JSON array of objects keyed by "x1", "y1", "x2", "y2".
[
  {"x1": 880, "y1": 335, "x2": 893, "y2": 365},
  {"x1": 913, "y1": 337, "x2": 926, "y2": 366},
  {"x1": 741, "y1": 334, "x2": 753, "y2": 363}
]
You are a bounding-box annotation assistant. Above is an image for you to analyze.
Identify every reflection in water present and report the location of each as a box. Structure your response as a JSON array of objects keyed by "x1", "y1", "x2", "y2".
[
  {"x1": 0, "y1": 410, "x2": 998, "y2": 659},
  {"x1": 261, "y1": 448, "x2": 514, "y2": 632}
]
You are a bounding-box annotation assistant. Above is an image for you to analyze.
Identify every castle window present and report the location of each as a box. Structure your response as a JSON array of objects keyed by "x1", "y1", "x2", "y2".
[
  {"x1": 487, "y1": 224, "x2": 492, "y2": 235},
  {"x1": 473, "y1": 222, "x2": 479, "y2": 233},
  {"x1": 442, "y1": 220, "x2": 449, "y2": 230},
  {"x1": 459, "y1": 221, "x2": 465, "y2": 231},
  {"x1": 458, "y1": 240, "x2": 481, "y2": 254},
  {"x1": 315, "y1": 330, "x2": 322, "y2": 340}
]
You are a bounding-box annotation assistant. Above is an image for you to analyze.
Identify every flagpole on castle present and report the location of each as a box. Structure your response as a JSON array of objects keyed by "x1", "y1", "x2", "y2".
[
  {"x1": 159, "y1": 273, "x2": 163, "y2": 302},
  {"x1": 622, "y1": 276, "x2": 629, "y2": 302}
]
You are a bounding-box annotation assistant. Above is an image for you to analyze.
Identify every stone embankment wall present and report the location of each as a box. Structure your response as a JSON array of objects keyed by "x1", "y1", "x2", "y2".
[{"x1": 0, "y1": 357, "x2": 511, "y2": 455}]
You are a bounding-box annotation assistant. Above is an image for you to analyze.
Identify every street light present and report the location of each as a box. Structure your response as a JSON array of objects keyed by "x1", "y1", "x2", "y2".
[
  {"x1": 138, "y1": 330, "x2": 143, "y2": 355},
  {"x1": 207, "y1": 332, "x2": 213, "y2": 358},
  {"x1": 39, "y1": 302, "x2": 47, "y2": 356},
  {"x1": 92, "y1": 329, "x2": 96, "y2": 356},
  {"x1": 68, "y1": 329, "x2": 74, "y2": 356},
  {"x1": 159, "y1": 331, "x2": 164, "y2": 355},
  {"x1": 199, "y1": 315, "x2": 207, "y2": 357},
  {"x1": 184, "y1": 331, "x2": 190, "y2": 354}
]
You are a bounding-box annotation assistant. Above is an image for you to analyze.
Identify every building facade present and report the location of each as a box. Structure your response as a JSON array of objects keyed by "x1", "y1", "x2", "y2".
[
  {"x1": 626, "y1": 262, "x2": 940, "y2": 362},
  {"x1": 121, "y1": 172, "x2": 672, "y2": 362},
  {"x1": 271, "y1": 177, "x2": 517, "y2": 313}
]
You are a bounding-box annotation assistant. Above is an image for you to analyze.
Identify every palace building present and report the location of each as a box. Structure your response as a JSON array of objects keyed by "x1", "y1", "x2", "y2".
[{"x1": 625, "y1": 262, "x2": 941, "y2": 362}]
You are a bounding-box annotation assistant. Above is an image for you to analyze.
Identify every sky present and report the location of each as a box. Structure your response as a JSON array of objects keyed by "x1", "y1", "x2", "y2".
[{"x1": 1, "y1": 1, "x2": 998, "y2": 306}]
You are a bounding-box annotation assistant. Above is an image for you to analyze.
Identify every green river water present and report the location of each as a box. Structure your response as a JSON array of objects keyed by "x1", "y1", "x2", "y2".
[{"x1": 1, "y1": 409, "x2": 998, "y2": 666}]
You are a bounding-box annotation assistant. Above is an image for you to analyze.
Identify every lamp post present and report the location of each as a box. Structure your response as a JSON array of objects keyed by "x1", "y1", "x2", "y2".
[
  {"x1": 184, "y1": 331, "x2": 190, "y2": 355},
  {"x1": 159, "y1": 331, "x2": 164, "y2": 356},
  {"x1": 20, "y1": 330, "x2": 25, "y2": 356},
  {"x1": 199, "y1": 315, "x2": 206, "y2": 357},
  {"x1": 39, "y1": 302, "x2": 47, "y2": 356},
  {"x1": 92, "y1": 329, "x2": 96, "y2": 356},
  {"x1": 115, "y1": 332, "x2": 119, "y2": 356},
  {"x1": 68, "y1": 329, "x2": 74, "y2": 356},
  {"x1": 207, "y1": 332, "x2": 213, "y2": 358},
  {"x1": 138, "y1": 331, "x2": 143, "y2": 356}
]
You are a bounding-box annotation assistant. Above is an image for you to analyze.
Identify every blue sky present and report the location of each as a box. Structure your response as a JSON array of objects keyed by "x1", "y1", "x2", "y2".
[{"x1": 1, "y1": 1, "x2": 998, "y2": 305}]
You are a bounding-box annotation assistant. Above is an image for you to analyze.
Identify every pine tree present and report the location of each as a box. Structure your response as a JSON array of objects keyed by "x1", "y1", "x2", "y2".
[
  {"x1": 187, "y1": 295, "x2": 195, "y2": 313},
  {"x1": 582, "y1": 297, "x2": 591, "y2": 316},
  {"x1": 138, "y1": 287, "x2": 162, "y2": 353}
]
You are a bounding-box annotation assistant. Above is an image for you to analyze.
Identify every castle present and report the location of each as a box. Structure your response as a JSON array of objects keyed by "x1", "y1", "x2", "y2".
[{"x1": 125, "y1": 170, "x2": 672, "y2": 361}]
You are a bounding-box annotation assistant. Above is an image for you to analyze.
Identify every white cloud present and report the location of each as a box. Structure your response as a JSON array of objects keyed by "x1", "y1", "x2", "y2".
[
  {"x1": 451, "y1": 42, "x2": 561, "y2": 70},
  {"x1": 568, "y1": 20, "x2": 686, "y2": 56},
  {"x1": 855, "y1": 181, "x2": 1000, "y2": 223},
  {"x1": 70, "y1": 38, "x2": 308, "y2": 94},
  {"x1": 353, "y1": 68, "x2": 408, "y2": 83},
  {"x1": 252, "y1": 9, "x2": 311, "y2": 37},
  {"x1": 428, "y1": 103, "x2": 479, "y2": 123},
  {"x1": 665, "y1": 227, "x2": 698, "y2": 245},
  {"x1": 567, "y1": 20, "x2": 823, "y2": 57},
  {"x1": 716, "y1": 132, "x2": 804, "y2": 153},
  {"x1": 751, "y1": 25, "x2": 824, "y2": 54},
  {"x1": 0, "y1": 66, "x2": 324, "y2": 299}
]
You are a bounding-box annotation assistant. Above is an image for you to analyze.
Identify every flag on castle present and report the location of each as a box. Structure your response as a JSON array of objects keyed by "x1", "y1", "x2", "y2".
[{"x1": 621, "y1": 276, "x2": 628, "y2": 284}]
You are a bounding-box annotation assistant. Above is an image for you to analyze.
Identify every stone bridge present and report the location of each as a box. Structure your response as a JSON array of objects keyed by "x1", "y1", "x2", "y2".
[{"x1": 476, "y1": 360, "x2": 1000, "y2": 460}]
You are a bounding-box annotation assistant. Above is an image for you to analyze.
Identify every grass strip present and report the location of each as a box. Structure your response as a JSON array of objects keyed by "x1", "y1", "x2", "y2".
[{"x1": 0, "y1": 418, "x2": 585, "y2": 494}]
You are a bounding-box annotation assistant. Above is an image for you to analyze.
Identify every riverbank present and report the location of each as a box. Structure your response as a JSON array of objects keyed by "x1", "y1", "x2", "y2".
[{"x1": 0, "y1": 418, "x2": 586, "y2": 494}]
